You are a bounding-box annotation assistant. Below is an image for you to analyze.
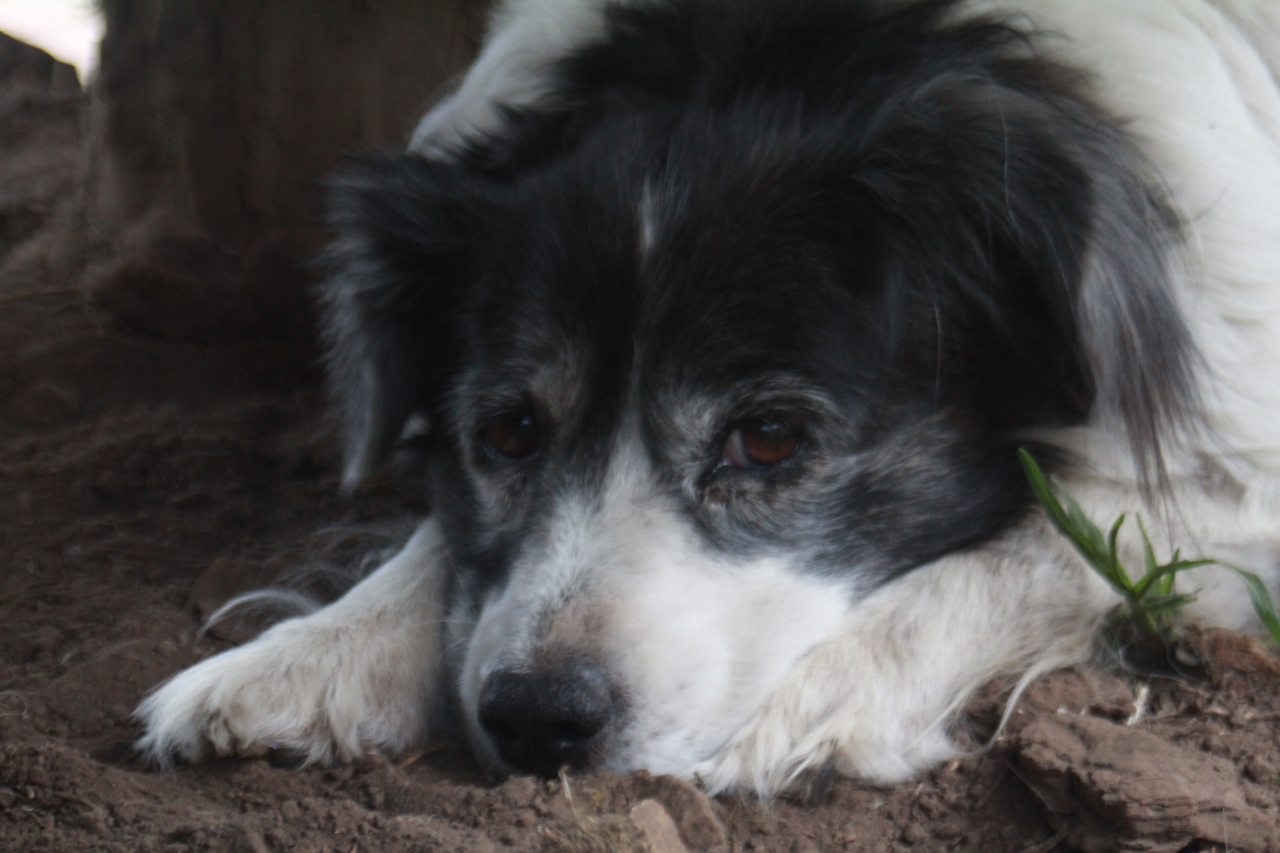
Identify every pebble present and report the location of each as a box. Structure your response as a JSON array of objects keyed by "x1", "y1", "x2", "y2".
[
  {"x1": 499, "y1": 775, "x2": 538, "y2": 808},
  {"x1": 629, "y1": 799, "x2": 689, "y2": 853},
  {"x1": 1245, "y1": 755, "x2": 1277, "y2": 784},
  {"x1": 631, "y1": 771, "x2": 728, "y2": 852}
]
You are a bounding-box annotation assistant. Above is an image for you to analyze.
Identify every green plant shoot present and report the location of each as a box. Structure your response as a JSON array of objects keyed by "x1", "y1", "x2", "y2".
[{"x1": 1018, "y1": 448, "x2": 1280, "y2": 647}]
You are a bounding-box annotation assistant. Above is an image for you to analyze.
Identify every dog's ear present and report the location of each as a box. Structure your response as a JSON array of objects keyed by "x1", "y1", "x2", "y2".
[
  {"x1": 320, "y1": 154, "x2": 496, "y2": 488},
  {"x1": 857, "y1": 77, "x2": 1198, "y2": 484}
]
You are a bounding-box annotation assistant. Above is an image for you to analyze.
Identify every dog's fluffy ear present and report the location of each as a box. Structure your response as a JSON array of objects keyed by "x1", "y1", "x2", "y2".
[
  {"x1": 854, "y1": 75, "x2": 1198, "y2": 484},
  {"x1": 321, "y1": 154, "x2": 495, "y2": 487}
]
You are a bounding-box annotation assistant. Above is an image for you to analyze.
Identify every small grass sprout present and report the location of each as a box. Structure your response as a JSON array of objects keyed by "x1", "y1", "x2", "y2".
[{"x1": 1018, "y1": 448, "x2": 1280, "y2": 652}]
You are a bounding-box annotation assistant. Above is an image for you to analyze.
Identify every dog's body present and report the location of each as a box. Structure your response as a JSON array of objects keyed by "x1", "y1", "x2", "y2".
[{"x1": 137, "y1": 0, "x2": 1280, "y2": 796}]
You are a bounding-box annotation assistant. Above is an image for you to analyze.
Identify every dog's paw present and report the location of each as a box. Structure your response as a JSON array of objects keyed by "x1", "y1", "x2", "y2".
[
  {"x1": 135, "y1": 618, "x2": 432, "y2": 767},
  {"x1": 694, "y1": 539, "x2": 1103, "y2": 796},
  {"x1": 691, "y1": 664, "x2": 943, "y2": 796},
  {"x1": 136, "y1": 522, "x2": 446, "y2": 768},
  {"x1": 692, "y1": 687, "x2": 955, "y2": 796}
]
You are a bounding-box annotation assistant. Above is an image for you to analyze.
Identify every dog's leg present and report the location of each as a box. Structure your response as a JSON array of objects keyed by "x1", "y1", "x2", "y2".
[
  {"x1": 135, "y1": 521, "x2": 448, "y2": 766},
  {"x1": 692, "y1": 519, "x2": 1115, "y2": 796}
]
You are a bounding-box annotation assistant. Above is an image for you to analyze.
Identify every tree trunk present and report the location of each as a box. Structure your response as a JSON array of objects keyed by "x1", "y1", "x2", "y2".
[{"x1": 87, "y1": 0, "x2": 489, "y2": 344}]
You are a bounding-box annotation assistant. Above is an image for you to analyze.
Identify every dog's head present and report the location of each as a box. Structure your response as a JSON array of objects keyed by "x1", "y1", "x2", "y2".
[{"x1": 321, "y1": 0, "x2": 1195, "y2": 780}]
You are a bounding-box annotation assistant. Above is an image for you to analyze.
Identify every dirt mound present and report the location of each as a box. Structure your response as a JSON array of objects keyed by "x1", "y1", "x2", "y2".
[{"x1": 1, "y1": 52, "x2": 1279, "y2": 853}]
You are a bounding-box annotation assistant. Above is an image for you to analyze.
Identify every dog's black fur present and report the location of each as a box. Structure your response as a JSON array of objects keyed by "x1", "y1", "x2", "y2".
[{"x1": 322, "y1": 0, "x2": 1196, "y2": 597}]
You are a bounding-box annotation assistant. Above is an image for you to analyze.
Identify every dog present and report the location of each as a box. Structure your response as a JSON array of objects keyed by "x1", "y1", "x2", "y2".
[{"x1": 136, "y1": 0, "x2": 1280, "y2": 796}]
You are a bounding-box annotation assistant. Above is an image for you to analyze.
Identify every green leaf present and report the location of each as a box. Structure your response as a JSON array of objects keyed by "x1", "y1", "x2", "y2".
[
  {"x1": 1168, "y1": 559, "x2": 1215, "y2": 571},
  {"x1": 1139, "y1": 592, "x2": 1199, "y2": 617},
  {"x1": 1136, "y1": 516, "x2": 1170, "y2": 594},
  {"x1": 1018, "y1": 449, "x2": 1072, "y2": 533},
  {"x1": 1062, "y1": 488, "x2": 1109, "y2": 563},
  {"x1": 1021, "y1": 451, "x2": 1101, "y2": 567},
  {"x1": 1016, "y1": 448, "x2": 1280, "y2": 648},
  {"x1": 1105, "y1": 515, "x2": 1130, "y2": 593},
  {"x1": 1223, "y1": 564, "x2": 1280, "y2": 646},
  {"x1": 1020, "y1": 449, "x2": 1123, "y2": 592},
  {"x1": 1132, "y1": 560, "x2": 1213, "y2": 600}
]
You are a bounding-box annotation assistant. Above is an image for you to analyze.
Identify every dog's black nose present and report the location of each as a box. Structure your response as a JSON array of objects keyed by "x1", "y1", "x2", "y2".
[{"x1": 478, "y1": 662, "x2": 613, "y2": 777}]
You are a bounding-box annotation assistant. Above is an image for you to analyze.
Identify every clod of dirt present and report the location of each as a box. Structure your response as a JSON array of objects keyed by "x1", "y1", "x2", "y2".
[
  {"x1": 630, "y1": 771, "x2": 729, "y2": 852},
  {"x1": 1015, "y1": 713, "x2": 1280, "y2": 853},
  {"x1": 540, "y1": 779, "x2": 648, "y2": 853},
  {"x1": 1188, "y1": 628, "x2": 1280, "y2": 684},
  {"x1": 629, "y1": 799, "x2": 689, "y2": 853}
]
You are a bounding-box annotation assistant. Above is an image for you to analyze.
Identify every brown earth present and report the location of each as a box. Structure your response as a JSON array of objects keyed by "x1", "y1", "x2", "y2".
[{"x1": 1, "y1": 59, "x2": 1279, "y2": 853}]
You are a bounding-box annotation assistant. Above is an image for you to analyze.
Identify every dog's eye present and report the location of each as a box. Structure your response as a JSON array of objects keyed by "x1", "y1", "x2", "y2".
[
  {"x1": 482, "y1": 411, "x2": 539, "y2": 459},
  {"x1": 721, "y1": 418, "x2": 800, "y2": 469}
]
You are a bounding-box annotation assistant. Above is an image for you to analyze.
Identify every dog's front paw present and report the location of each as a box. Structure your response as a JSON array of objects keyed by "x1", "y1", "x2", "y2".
[
  {"x1": 692, "y1": 687, "x2": 951, "y2": 796},
  {"x1": 691, "y1": 620, "x2": 961, "y2": 795},
  {"x1": 135, "y1": 618, "x2": 432, "y2": 767},
  {"x1": 136, "y1": 522, "x2": 446, "y2": 768},
  {"x1": 694, "y1": 542, "x2": 1100, "y2": 796}
]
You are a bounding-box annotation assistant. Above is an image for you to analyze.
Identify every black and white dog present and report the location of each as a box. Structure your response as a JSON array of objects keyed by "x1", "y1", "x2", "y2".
[{"x1": 137, "y1": 0, "x2": 1280, "y2": 795}]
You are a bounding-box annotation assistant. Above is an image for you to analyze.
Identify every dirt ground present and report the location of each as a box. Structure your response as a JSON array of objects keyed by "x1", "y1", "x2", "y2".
[{"x1": 2, "y1": 64, "x2": 1279, "y2": 853}]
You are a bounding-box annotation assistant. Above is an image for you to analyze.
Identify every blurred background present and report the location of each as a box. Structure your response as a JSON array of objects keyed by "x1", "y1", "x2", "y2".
[
  {"x1": 0, "y1": 9, "x2": 497, "y2": 847},
  {"x1": 0, "y1": 1, "x2": 102, "y2": 81},
  {"x1": 2, "y1": 0, "x2": 489, "y2": 353}
]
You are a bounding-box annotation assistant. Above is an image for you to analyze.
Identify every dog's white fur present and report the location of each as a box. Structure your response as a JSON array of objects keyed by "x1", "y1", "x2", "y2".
[
  {"x1": 136, "y1": 524, "x2": 447, "y2": 766},
  {"x1": 453, "y1": 440, "x2": 857, "y2": 778},
  {"x1": 137, "y1": 0, "x2": 1280, "y2": 795}
]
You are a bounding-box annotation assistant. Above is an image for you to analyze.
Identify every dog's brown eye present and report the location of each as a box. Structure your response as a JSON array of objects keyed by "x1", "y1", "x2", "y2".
[
  {"x1": 722, "y1": 418, "x2": 800, "y2": 468},
  {"x1": 483, "y1": 411, "x2": 539, "y2": 459}
]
